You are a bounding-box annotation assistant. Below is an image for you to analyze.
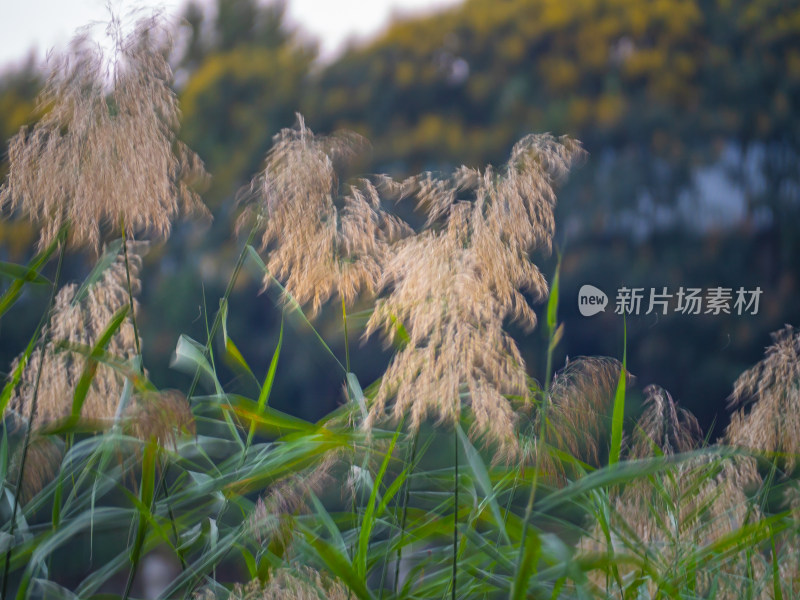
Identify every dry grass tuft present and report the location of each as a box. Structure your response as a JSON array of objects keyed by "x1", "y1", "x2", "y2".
[
  {"x1": 577, "y1": 374, "x2": 773, "y2": 598},
  {"x1": 196, "y1": 566, "x2": 351, "y2": 600},
  {"x1": 630, "y1": 384, "x2": 701, "y2": 459},
  {"x1": 365, "y1": 135, "x2": 584, "y2": 457},
  {"x1": 0, "y1": 14, "x2": 208, "y2": 251},
  {"x1": 581, "y1": 455, "x2": 771, "y2": 599},
  {"x1": 726, "y1": 325, "x2": 800, "y2": 469},
  {"x1": 123, "y1": 389, "x2": 194, "y2": 448},
  {"x1": 545, "y1": 357, "x2": 628, "y2": 467},
  {"x1": 8, "y1": 433, "x2": 64, "y2": 504},
  {"x1": 249, "y1": 451, "x2": 343, "y2": 547},
  {"x1": 239, "y1": 116, "x2": 411, "y2": 316},
  {"x1": 7, "y1": 243, "x2": 142, "y2": 426}
]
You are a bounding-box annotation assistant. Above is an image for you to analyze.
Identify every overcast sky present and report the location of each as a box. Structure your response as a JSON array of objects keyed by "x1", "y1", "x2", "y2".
[{"x1": 0, "y1": 0, "x2": 461, "y2": 71}]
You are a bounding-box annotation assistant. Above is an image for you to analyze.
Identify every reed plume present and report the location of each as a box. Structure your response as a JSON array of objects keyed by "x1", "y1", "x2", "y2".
[
  {"x1": 123, "y1": 389, "x2": 195, "y2": 448},
  {"x1": 8, "y1": 433, "x2": 63, "y2": 504},
  {"x1": 7, "y1": 244, "x2": 141, "y2": 426},
  {"x1": 630, "y1": 384, "x2": 701, "y2": 459},
  {"x1": 196, "y1": 566, "x2": 350, "y2": 600},
  {"x1": 580, "y1": 456, "x2": 770, "y2": 598},
  {"x1": 725, "y1": 325, "x2": 800, "y2": 470},
  {"x1": 249, "y1": 450, "x2": 343, "y2": 548},
  {"x1": 546, "y1": 357, "x2": 629, "y2": 466},
  {"x1": 0, "y1": 14, "x2": 208, "y2": 251},
  {"x1": 579, "y1": 386, "x2": 772, "y2": 599},
  {"x1": 239, "y1": 117, "x2": 411, "y2": 316},
  {"x1": 365, "y1": 135, "x2": 584, "y2": 456}
]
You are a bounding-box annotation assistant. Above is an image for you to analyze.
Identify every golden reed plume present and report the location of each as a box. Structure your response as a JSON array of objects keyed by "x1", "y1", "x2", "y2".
[
  {"x1": 8, "y1": 244, "x2": 142, "y2": 427},
  {"x1": 726, "y1": 325, "x2": 800, "y2": 470},
  {"x1": 0, "y1": 14, "x2": 208, "y2": 251},
  {"x1": 365, "y1": 134, "x2": 585, "y2": 457},
  {"x1": 242, "y1": 119, "x2": 583, "y2": 456},
  {"x1": 239, "y1": 116, "x2": 411, "y2": 316},
  {"x1": 630, "y1": 384, "x2": 701, "y2": 459}
]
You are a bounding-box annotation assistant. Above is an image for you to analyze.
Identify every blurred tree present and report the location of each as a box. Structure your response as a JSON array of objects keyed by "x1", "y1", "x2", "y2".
[
  {"x1": 176, "y1": 0, "x2": 315, "y2": 205},
  {"x1": 2, "y1": 0, "x2": 799, "y2": 433},
  {"x1": 306, "y1": 0, "x2": 800, "y2": 239},
  {"x1": 0, "y1": 59, "x2": 39, "y2": 259}
]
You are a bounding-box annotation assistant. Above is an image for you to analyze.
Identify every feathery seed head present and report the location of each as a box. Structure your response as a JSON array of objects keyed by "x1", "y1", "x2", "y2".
[
  {"x1": 581, "y1": 455, "x2": 769, "y2": 599},
  {"x1": 545, "y1": 357, "x2": 630, "y2": 467},
  {"x1": 196, "y1": 566, "x2": 351, "y2": 600},
  {"x1": 0, "y1": 15, "x2": 209, "y2": 251},
  {"x1": 249, "y1": 451, "x2": 343, "y2": 546},
  {"x1": 365, "y1": 135, "x2": 583, "y2": 457},
  {"x1": 630, "y1": 384, "x2": 701, "y2": 458},
  {"x1": 364, "y1": 225, "x2": 526, "y2": 458},
  {"x1": 240, "y1": 116, "x2": 411, "y2": 316},
  {"x1": 726, "y1": 325, "x2": 800, "y2": 469},
  {"x1": 123, "y1": 389, "x2": 195, "y2": 449},
  {"x1": 9, "y1": 433, "x2": 64, "y2": 504},
  {"x1": 7, "y1": 243, "x2": 143, "y2": 427}
]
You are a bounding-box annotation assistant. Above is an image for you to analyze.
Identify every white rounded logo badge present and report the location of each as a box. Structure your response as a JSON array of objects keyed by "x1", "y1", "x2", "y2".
[{"x1": 578, "y1": 285, "x2": 608, "y2": 316}]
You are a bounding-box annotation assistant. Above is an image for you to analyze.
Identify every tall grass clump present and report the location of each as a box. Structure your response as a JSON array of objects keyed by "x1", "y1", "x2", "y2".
[
  {"x1": 1, "y1": 11, "x2": 800, "y2": 600},
  {"x1": 7, "y1": 244, "x2": 142, "y2": 428}
]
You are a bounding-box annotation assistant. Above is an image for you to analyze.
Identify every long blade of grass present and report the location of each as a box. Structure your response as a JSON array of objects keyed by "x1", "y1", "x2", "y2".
[
  {"x1": 122, "y1": 439, "x2": 158, "y2": 600},
  {"x1": 511, "y1": 260, "x2": 560, "y2": 600},
  {"x1": 247, "y1": 317, "x2": 283, "y2": 446},
  {"x1": 457, "y1": 424, "x2": 511, "y2": 545},
  {"x1": 0, "y1": 229, "x2": 63, "y2": 320},
  {"x1": 0, "y1": 261, "x2": 50, "y2": 285},
  {"x1": 245, "y1": 245, "x2": 345, "y2": 372},
  {"x1": 0, "y1": 329, "x2": 40, "y2": 415},
  {"x1": 220, "y1": 299, "x2": 258, "y2": 387},
  {"x1": 70, "y1": 306, "x2": 130, "y2": 420},
  {"x1": 356, "y1": 427, "x2": 400, "y2": 578},
  {"x1": 608, "y1": 317, "x2": 627, "y2": 466},
  {"x1": 2, "y1": 239, "x2": 65, "y2": 600}
]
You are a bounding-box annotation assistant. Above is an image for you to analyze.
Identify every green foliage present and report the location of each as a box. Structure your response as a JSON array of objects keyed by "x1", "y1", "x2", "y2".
[
  {"x1": 1, "y1": 3, "x2": 800, "y2": 598},
  {"x1": 0, "y1": 241, "x2": 799, "y2": 598}
]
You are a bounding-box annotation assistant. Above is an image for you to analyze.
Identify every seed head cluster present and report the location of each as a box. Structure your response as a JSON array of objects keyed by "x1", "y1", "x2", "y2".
[
  {"x1": 196, "y1": 567, "x2": 350, "y2": 600},
  {"x1": 123, "y1": 389, "x2": 195, "y2": 448},
  {"x1": 579, "y1": 390, "x2": 776, "y2": 599},
  {"x1": 726, "y1": 325, "x2": 800, "y2": 469},
  {"x1": 8, "y1": 245, "x2": 142, "y2": 427},
  {"x1": 8, "y1": 433, "x2": 64, "y2": 504},
  {"x1": 364, "y1": 135, "x2": 585, "y2": 455},
  {"x1": 630, "y1": 384, "x2": 702, "y2": 459},
  {"x1": 543, "y1": 357, "x2": 628, "y2": 467},
  {"x1": 0, "y1": 16, "x2": 208, "y2": 251},
  {"x1": 240, "y1": 117, "x2": 411, "y2": 316}
]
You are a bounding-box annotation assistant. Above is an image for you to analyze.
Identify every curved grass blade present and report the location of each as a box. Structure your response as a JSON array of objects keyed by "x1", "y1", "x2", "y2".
[
  {"x1": 355, "y1": 427, "x2": 400, "y2": 578},
  {"x1": 608, "y1": 317, "x2": 627, "y2": 466},
  {"x1": 70, "y1": 306, "x2": 129, "y2": 421},
  {"x1": 0, "y1": 261, "x2": 50, "y2": 285},
  {"x1": 0, "y1": 229, "x2": 63, "y2": 320},
  {"x1": 245, "y1": 245, "x2": 345, "y2": 372}
]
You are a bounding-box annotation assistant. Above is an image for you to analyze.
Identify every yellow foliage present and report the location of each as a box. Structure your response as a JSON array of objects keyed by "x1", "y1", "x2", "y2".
[
  {"x1": 540, "y1": 58, "x2": 580, "y2": 92},
  {"x1": 595, "y1": 93, "x2": 626, "y2": 127}
]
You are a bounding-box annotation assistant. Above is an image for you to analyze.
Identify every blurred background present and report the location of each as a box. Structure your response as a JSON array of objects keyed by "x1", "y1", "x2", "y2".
[{"x1": 1, "y1": 0, "x2": 799, "y2": 440}]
